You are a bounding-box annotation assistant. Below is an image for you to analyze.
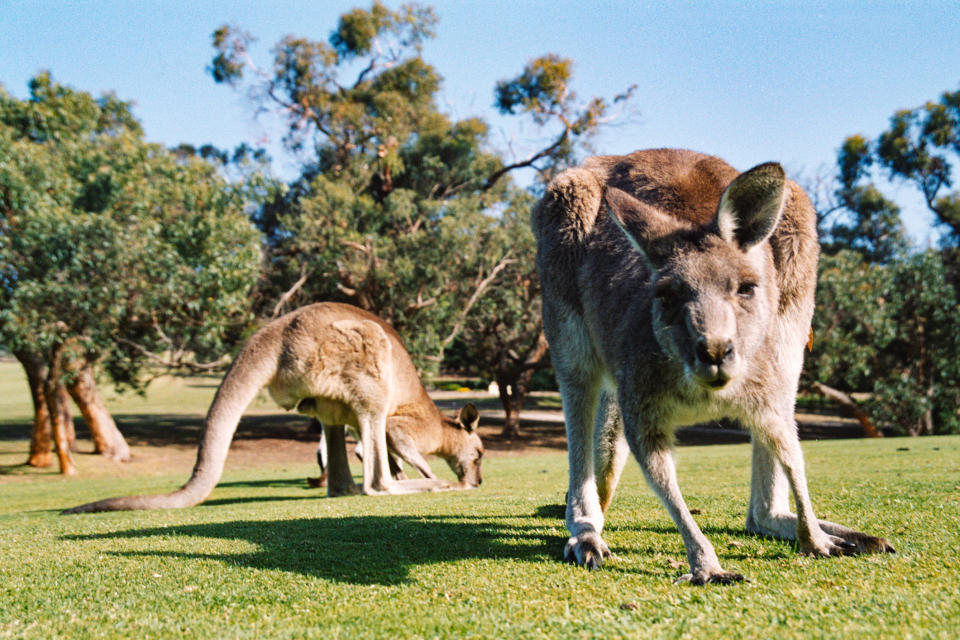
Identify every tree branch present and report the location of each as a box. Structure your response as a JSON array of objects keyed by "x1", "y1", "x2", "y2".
[
  {"x1": 441, "y1": 254, "x2": 516, "y2": 349},
  {"x1": 114, "y1": 337, "x2": 228, "y2": 372},
  {"x1": 271, "y1": 263, "x2": 309, "y2": 318},
  {"x1": 482, "y1": 129, "x2": 569, "y2": 192}
]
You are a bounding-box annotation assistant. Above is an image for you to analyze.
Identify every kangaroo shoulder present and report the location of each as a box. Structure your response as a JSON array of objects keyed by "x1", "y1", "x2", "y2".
[{"x1": 532, "y1": 166, "x2": 605, "y2": 244}]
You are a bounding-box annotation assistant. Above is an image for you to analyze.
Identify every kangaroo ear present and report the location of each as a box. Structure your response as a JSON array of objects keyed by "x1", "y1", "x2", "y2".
[
  {"x1": 605, "y1": 186, "x2": 688, "y2": 269},
  {"x1": 716, "y1": 162, "x2": 786, "y2": 250},
  {"x1": 458, "y1": 403, "x2": 479, "y2": 432}
]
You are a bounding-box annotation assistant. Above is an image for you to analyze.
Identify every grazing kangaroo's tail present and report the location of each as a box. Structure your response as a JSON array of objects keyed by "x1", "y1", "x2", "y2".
[{"x1": 63, "y1": 328, "x2": 280, "y2": 514}]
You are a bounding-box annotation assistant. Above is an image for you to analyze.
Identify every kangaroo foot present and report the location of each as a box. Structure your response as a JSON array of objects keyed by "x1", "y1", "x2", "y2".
[
  {"x1": 364, "y1": 478, "x2": 454, "y2": 495},
  {"x1": 831, "y1": 528, "x2": 896, "y2": 554},
  {"x1": 564, "y1": 531, "x2": 611, "y2": 569},
  {"x1": 675, "y1": 569, "x2": 746, "y2": 586},
  {"x1": 306, "y1": 470, "x2": 328, "y2": 489}
]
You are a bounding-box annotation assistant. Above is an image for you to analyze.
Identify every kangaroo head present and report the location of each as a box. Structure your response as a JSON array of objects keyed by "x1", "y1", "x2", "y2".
[
  {"x1": 442, "y1": 403, "x2": 483, "y2": 487},
  {"x1": 607, "y1": 162, "x2": 787, "y2": 391}
]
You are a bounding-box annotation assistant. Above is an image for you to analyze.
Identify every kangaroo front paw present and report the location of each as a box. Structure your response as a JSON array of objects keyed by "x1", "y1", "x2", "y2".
[
  {"x1": 564, "y1": 532, "x2": 611, "y2": 569},
  {"x1": 675, "y1": 569, "x2": 746, "y2": 586}
]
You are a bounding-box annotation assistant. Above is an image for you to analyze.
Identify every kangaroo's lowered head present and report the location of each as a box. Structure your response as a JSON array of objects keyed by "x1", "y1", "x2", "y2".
[{"x1": 439, "y1": 403, "x2": 483, "y2": 487}]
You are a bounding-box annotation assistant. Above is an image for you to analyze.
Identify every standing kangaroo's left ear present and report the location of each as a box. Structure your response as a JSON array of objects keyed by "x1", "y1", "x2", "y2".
[
  {"x1": 458, "y1": 403, "x2": 479, "y2": 432},
  {"x1": 716, "y1": 162, "x2": 787, "y2": 251}
]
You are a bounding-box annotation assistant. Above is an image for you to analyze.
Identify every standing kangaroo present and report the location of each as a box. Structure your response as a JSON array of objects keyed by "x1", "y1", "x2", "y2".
[
  {"x1": 533, "y1": 148, "x2": 893, "y2": 584},
  {"x1": 65, "y1": 303, "x2": 483, "y2": 513}
]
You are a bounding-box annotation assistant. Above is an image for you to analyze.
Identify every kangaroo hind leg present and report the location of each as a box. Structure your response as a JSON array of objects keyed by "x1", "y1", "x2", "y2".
[
  {"x1": 324, "y1": 424, "x2": 360, "y2": 497},
  {"x1": 746, "y1": 436, "x2": 894, "y2": 553}
]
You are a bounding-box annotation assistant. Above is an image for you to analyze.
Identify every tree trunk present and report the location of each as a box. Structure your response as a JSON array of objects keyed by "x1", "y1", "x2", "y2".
[
  {"x1": 921, "y1": 383, "x2": 935, "y2": 436},
  {"x1": 67, "y1": 362, "x2": 131, "y2": 461},
  {"x1": 498, "y1": 374, "x2": 529, "y2": 440},
  {"x1": 16, "y1": 350, "x2": 78, "y2": 463},
  {"x1": 59, "y1": 384, "x2": 77, "y2": 451},
  {"x1": 810, "y1": 381, "x2": 883, "y2": 438},
  {"x1": 43, "y1": 347, "x2": 76, "y2": 475},
  {"x1": 16, "y1": 351, "x2": 53, "y2": 467}
]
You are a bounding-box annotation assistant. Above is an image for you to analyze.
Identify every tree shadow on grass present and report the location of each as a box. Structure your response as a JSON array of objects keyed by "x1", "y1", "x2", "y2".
[{"x1": 64, "y1": 514, "x2": 567, "y2": 586}]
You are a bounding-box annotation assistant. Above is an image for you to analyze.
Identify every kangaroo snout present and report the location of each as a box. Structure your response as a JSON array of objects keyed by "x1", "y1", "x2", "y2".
[
  {"x1": 695, "y1": 336, "x2": 735, "y2": 366},
  {"x1": 691, "y1": 334, "x2": 738, "y2": 389}
]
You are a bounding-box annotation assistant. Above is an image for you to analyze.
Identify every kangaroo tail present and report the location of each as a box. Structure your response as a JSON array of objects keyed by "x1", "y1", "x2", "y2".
[{"x1": 63, "y1": 327, "x2": 280, "y2": 514}]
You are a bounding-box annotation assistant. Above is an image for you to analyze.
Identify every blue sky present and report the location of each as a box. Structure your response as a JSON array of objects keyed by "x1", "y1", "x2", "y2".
[{"x1": 2, "y1": 0, "x2": 959, "y2": 242}]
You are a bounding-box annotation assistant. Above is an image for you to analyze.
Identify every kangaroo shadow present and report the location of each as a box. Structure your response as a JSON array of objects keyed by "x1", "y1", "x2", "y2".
[{"x1": 64, "y1": 514, "x2": 567, "y2": 586}]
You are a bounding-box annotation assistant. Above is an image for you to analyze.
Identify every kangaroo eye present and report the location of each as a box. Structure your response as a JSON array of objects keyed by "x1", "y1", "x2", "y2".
[{"x1": 737, "y1": 282, "x2": 757, "y2": 298}]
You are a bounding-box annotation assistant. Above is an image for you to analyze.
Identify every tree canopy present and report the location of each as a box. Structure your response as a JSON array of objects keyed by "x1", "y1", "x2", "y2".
[
  {"x1": 0, "y1": 73, "x2": 263, "y2": 471},
  {"x1": 209, "y1": 1, "x2": 632, "y2": 377},
  {"x1": 805, "y1": 82, "x2": 960, "y2": 436}
]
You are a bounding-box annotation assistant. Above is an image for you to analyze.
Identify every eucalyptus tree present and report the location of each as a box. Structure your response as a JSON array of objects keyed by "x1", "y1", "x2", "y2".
[
  {"x1": 0, "y1": 74, "x2": 262, "y2": 473},
  {"x1": 209, "y1": 2, "x2": 633, "y2": 377},
  {"x1": 803, "y1": 84, "x2": 960, "y2": 436}
]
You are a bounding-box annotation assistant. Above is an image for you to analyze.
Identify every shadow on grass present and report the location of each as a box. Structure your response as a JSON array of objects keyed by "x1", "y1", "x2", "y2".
[
  {"x1": 65, "y1": 514, "x2": 567, "y2": 586},
  {"x1": 0, "y1": 414, "x2": 317, "y2": 446}
]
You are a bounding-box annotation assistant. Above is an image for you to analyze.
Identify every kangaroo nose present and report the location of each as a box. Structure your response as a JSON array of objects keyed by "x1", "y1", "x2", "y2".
[{"x1": 695, "y1": 337, "x2": 735, "y2": 366}]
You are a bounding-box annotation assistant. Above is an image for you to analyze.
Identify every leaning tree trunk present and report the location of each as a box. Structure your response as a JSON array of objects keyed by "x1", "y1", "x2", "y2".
[
  {"x1": 43, "y1": 346, "x2": 76, "y2": 475},
  {"x1": 810, "y1": 381, "x2": 883, "y2": 438},
  {"x1": 67, "y1": 362, "x2": 131, "y2": 462}
]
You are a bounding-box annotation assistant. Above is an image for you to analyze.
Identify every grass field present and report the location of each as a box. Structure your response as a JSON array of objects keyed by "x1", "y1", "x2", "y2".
[{"x1": 1, "y1": 361, "x2": 958, "y2": 638}]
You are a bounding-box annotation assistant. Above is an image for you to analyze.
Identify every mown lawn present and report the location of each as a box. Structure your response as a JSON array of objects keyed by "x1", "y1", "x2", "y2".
[{"x1": 1, "y1": 361, "x2": 958, "y2": 638}]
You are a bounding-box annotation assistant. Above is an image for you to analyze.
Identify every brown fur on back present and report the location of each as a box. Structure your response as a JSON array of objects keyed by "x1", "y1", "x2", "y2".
[{"x1": 532, "y1": 148, "x2": 818, "y2": 314}]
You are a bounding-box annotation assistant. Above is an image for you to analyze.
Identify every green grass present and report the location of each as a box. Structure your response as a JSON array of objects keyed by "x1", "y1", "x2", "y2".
[
  {"x1": 1, "y1": 437, "x2": 958, "y2": 639},
  {"x1": 1, "y1": 360, "x2": 959, "y2": 638}
]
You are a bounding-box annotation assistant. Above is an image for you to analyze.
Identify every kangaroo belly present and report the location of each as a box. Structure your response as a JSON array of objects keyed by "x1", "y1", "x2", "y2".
[{"x1": 295, "y1": 396, "x2": 359, "y2": 428}]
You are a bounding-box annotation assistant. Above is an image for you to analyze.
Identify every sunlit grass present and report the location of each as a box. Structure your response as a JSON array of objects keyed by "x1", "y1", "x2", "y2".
[{"x1": 2, "y1": 426, "x2": 958, "y2": 639}]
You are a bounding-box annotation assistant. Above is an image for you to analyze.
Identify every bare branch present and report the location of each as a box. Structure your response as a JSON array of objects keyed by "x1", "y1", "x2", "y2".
[
  {"x1": 441, "y1": 254, "x2": 516, "y2": 349},
  {"x1": 342, "y1": 239, "x2": 371, "y2": 254},
  {"x1": 336, "y1": 282, "x2": 357, "y2": 297},
  {"x1": 271, "y1": 264, "x2": 309, "y2": 318},
  {"x1": 114, "y1": 337, "x2": 228, "y2": 372},
  {"x1": 405, "y1": 291, "x2": 437, "y2": 312},
  {"x1": 809, "y1": 381, "x2": 883, "y2": 438},
  {"x1": 483, "y1": 129, "x2": 569, "y2": 191}
]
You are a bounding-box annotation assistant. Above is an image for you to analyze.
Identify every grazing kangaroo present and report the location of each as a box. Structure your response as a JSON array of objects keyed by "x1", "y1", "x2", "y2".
[
  {"x1": 311, "y1": 402, "x2": 483, "y2": 494},
  {"x1": 65, "y1": 303, "x2": 484, "y2": 513},
  {"x1": 533, "y1": 148, "x2": 893, "y2": 584}
]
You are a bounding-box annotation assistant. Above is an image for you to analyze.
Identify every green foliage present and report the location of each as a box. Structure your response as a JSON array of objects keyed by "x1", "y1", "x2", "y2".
[
  {"x1": 448, "y1": 189, "x2": 552, "y2": 431},
  {"x1": 873, "y1": 88, "x2": 960, "y2": 243},
  {"x1": 211, "y1": 3, "x2": 633, "y2": 375},
  {"x1": 0, "y1": 75, "x2": 261, "y2": 389},
  {"x1": 493, "y1": 55, "x2": 635, "y2": 187},
  {"x1": 330, "y1": 1, "x2": 437, "y2": 59},
  {"x1": 827, "y1": 136, "x2": 909, "y2": 263},
  {"x1": 810, "y1": 83, "x2": 960, "y2": 436},
  {"x1": 806, "y1": 251, "x2": 960, "y2": 435}
]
